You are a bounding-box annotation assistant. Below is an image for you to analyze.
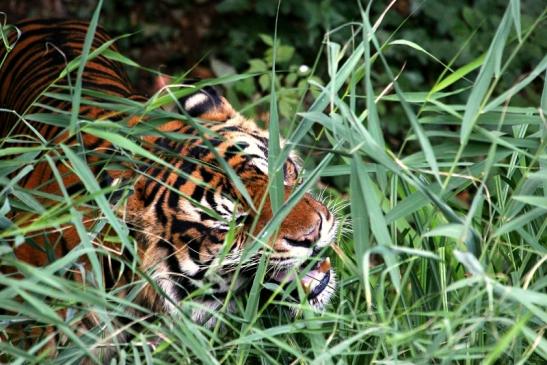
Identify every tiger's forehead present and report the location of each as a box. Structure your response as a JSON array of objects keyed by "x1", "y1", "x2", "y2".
[
  {"x1": 180, "y1": 88, "x2": 301, "y2": 177},
  {"x1": 210, "y1": 116, "x2": 302, "y2": 182}
]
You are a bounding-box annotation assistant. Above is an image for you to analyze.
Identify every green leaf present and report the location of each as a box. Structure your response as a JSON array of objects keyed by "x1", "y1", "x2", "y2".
[
  {"x1": 509, "y1": 0, "x2": 522, "y2": 41},
  {"x1": 258, "y1": 33, "x2": 274, "y2": 46},
  {"x1": 248, "y1": 59, "x2": 268, "y2": 72},
  {"x1": 512, "y1": 196, "x2": 547, "y2": 210},
  {"x1": 423, "y1": 223, "x2": 468, "y2": 240},
  {"x1": 494, "y1": 207, "x2": 546, "y2": 236},
  {"x1": 389, "y1": 39, "x2": 449, "y2": 70},
  {"x1": 431, "y1": 54, "x2": 485, "y2": 93},
  {"x1": 484, "y1": 55, "x2": 547, "y2": 112},
  {"x1": 461, "y1": 6, "x2": 513, "y2": 144}
]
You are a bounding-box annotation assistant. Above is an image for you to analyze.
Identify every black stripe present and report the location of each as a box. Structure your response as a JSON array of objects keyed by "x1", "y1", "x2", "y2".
[
  {"x1": 155, "y1": 190, "x2": 168, "y2": 225},
  {"x1": 284, "y1": 237, "x2": 314, "y2": 248},
  {"x1": 156, "y1": 239, "x2": 193, "y2": 301}
]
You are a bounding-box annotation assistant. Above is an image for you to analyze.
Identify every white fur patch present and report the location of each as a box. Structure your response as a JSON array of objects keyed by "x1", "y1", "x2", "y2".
[
  {"x1": 184, "y1": 93, "x2": 209, "y2": 111},
  {"x1": 233, "y1": 135, "x2": 269, "y2": 175},
  {"x1": 182, "y1": 257, "x2": 200, "y2": 277},
  {"x1": 154, "y1": 268, "x2": 179, "y2": 314},
  {"x1": 316, "y1": 218, "x2": 338, "y2": 248}
]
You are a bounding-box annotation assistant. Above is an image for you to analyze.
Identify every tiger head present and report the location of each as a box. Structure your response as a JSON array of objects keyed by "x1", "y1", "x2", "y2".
[{"x1": 125, "y1": 87, "x2": 338, "y2": 323}]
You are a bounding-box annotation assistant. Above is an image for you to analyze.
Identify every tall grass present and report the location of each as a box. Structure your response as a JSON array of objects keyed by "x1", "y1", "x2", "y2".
[{"x1": 1, "y1": 1, "x2": 546, "y2": 364}]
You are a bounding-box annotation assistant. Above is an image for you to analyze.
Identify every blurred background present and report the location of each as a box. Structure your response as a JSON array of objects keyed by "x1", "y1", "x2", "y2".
[
  {"x1": 3, "y1": 0, "x2": 544, "y2": 194},
  {"x1": 2, "y1": 0, "x2": 543, "y2": 99}
]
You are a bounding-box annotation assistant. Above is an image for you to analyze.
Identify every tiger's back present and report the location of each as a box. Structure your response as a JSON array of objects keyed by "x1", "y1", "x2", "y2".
[
  {"x1": 0, "y1": 20, "x2": 145, "y2": 271},
  {"x1": 0, "y1": 19, "x2": 134, "y2": 133}
]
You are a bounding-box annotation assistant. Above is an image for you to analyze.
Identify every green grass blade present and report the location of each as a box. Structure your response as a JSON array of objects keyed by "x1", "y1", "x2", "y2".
[
  {"x1": 431, "y1": 54, "x2": 485, "y2": 93},
  {"x1": 60, "y1": 144, "x2": 131, "y2": 250},
  {"x1": 460, "y1": 6, "x2": 512, "y2": 145},
  {"x1": 68, "y1": 0, "x2": 104, "y2": 136}
]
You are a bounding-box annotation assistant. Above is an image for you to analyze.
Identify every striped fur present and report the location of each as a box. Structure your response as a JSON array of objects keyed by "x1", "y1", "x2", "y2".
[{"x1": 0, "y1": 19, "x2": 338, "y2": 354}]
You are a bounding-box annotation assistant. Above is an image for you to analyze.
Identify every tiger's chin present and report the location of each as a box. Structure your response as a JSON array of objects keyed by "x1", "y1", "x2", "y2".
[{"x1": 270, "y1": 256, "x2": 336, "y2": 312}]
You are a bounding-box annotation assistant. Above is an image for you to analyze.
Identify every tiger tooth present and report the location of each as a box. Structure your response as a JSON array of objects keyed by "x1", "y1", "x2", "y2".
[
  {"x1": 302, "y1": 280, "x2": 311, "y2": 294},
  {"x1": 319, "y1": 257, "x2": 331, "y2": 273}
]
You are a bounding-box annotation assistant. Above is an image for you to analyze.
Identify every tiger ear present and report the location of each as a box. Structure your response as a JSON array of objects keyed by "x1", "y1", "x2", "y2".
[{"x1": 181, "y1": 85, "x2": 236, "y2": 122}]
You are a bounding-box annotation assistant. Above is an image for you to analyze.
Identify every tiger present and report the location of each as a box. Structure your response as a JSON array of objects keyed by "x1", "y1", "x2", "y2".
[{"x1": 0, "y1": 18, "x2": 338, "y2": 353}]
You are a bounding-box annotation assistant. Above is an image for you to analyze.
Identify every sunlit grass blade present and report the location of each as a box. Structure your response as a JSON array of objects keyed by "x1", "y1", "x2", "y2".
[{"x1": 431, "y1": 54, "x2": 485, "y2": 93}]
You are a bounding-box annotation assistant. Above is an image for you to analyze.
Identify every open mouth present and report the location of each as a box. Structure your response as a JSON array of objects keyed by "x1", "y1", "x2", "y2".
[
  {"x1": 301, "y1": 257, "x2": 332, "y2": 299},
  {"x1": 270, "y1": 256, "x2": 336, "y2": 305}
]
